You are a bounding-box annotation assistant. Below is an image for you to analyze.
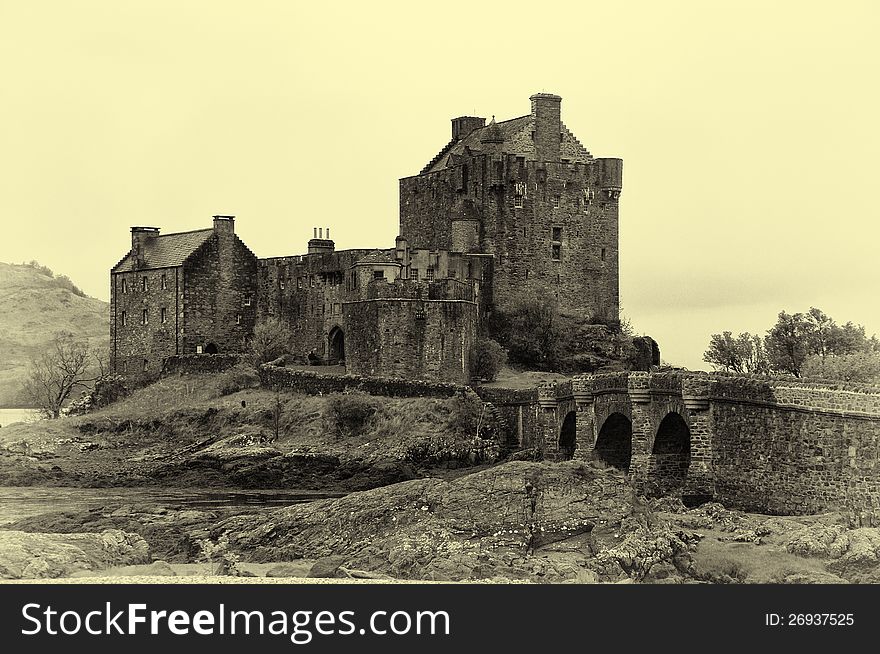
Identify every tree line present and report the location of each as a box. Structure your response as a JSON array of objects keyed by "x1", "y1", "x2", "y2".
[{"x1": 703, "y1": 307, "x2": 880, "y2": 383}]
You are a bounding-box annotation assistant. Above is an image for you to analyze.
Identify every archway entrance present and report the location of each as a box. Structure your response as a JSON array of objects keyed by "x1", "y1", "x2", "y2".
[
  {"x1": 595, "y1": 413, "x2": 632, "y2": 471},
  {"x1": 328, "y1": 327, "x2": 345, "y2": 364},
  {"x1": 559, "y1": 411, "x2": 577, "y2": 460},
  {"x1": 205, "y1": 343, "x2": 219, "y2": 354},
  {"x1": 648, "y1": 412, "x2": 691, "y2": 495}
]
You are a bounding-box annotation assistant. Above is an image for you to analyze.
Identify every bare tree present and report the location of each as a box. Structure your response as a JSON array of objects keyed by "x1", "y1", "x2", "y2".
[{"x1": 24, "y1": 332, "x2": 96, "y2": 418}]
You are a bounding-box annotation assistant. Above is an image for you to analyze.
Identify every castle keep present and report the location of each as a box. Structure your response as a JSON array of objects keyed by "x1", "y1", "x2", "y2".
[{"x1": 110, "y1": 93, "x2": 621, "y2": 384}]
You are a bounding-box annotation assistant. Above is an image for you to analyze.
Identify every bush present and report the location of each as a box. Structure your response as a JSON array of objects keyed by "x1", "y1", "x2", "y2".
[
  {"x1": 216, "y1": 364, "x2": 260, "y2": 396},
  {"x1": 249, "y1": 318, "x2": 293, "y2": 365},
  {"x1": 446, "y1": 391, "x2": 505, "y2": 442},
  {"x1": 470, "y1": 338, "x2": 507, "y2": 382},
  {"x1": 490, "y1": 293, "x2": 561, "y2": 369},
  {"x1": 328, "y1": 391, "x2": 378, "y2": 437}
]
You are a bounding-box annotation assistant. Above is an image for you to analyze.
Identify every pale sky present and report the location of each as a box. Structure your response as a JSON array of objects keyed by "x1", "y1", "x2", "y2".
[{"x1": 1, "y1": 1, "x2": 878, "y2": 370}]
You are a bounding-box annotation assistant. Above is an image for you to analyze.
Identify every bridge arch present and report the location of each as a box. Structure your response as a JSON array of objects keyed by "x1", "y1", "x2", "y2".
[
  {"x1": 648, "y1": 412, "x2": 691, "y2": 495},
  {"x1": 594, "y1": 412, "x2": 632, "y2": 471},
  {"x1": 559, "y1": 411, "x2": 577, "y2": 460}
]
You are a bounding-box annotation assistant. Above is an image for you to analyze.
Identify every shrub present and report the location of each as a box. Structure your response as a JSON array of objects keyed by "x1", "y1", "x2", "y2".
[
  {"x1": 216, "y1": 364, "x2": 260, "y2": 396},
  {"x1": 490, "y1": 293, "x2": 561, "y2": 369},
  {"x1": 328, "y1": 391, "x2": 378, "y2": 437},
  {"x1": 249, "y1": 318, "x2": 293, "y2": 365},
  {"x1": 470, "y1": 338, "x2": 507, "y2": 382}
]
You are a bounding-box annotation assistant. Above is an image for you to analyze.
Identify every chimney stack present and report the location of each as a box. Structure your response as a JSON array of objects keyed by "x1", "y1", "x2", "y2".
[
  {"x1": 451, "y1": 116, "x2": 486, "y2": 141},
  {"x1": 213, "y1": 215, "x2": 235, "y2": 235},
  {"x1": 529, "y1": 93, "x2": 562, "y2": 163},
  {"x1": 130, "y1": 226, "x2": 160, "y2": 269},
  {"x1": 308, "y1": 226, "x2": 335, "y2": 255}
]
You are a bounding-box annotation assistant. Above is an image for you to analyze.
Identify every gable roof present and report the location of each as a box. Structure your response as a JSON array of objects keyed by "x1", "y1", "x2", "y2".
[
  {"x1": 421, "y1": 115, "x2": 592, "y2": 174},
  {"x1": 111, "y1": 229, "x2": 214, "y2": 273}
]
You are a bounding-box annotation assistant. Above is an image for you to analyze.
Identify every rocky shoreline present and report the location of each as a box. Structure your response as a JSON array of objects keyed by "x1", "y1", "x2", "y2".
[{"x1": 3, "y1": 378, "x2": 880, "y2": 584}]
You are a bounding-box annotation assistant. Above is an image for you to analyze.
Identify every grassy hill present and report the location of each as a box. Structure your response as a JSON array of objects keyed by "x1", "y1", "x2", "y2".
[{"x1": 0, "y1": 262, "x2": 108, "y2": 407}]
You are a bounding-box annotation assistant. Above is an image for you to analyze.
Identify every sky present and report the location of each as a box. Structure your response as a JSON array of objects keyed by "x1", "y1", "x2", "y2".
[{"x1": 1, "y1": 0, "x2": 878, "y2": 370}]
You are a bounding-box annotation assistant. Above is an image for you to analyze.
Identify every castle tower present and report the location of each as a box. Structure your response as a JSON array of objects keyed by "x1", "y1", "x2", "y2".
[{"x1": 398, "y1": 92, "x2": 621, "y2": 321}]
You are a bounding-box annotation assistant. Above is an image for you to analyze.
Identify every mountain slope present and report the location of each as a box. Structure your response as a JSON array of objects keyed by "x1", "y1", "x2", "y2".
[{"x1": 0, "y1": 262, "x2": 108, "y2": 407}]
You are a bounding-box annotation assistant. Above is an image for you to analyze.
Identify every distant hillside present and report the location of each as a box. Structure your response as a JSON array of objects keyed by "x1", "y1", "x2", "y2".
[{"x1": 0, "y1": 262, "x2": 108, "y2": 408}]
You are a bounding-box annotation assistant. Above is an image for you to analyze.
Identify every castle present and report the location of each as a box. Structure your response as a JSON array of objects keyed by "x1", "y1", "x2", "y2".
[{"x1": 110, "y1": 93, "x2": 623, "y2": 384}]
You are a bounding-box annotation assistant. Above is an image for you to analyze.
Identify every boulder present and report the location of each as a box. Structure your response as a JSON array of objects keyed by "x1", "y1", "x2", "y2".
[
  {"x1": 307, "y1": 555, "x2": 346, "y2": 578},
  {"x1": 0, "y1": 529, "x2": 150, "y2": 579}
]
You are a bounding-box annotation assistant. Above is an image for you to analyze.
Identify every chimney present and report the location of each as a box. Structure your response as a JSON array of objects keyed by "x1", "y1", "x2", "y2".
[
  {"x1": 213, "y1": 215, "x2": 235, "y2": 235},
  {"x1": 451, "y1": 116, "x2": 486, "y2": 141},
  {"x1": 130, "y1": 226, "x2": 160, "y2": 269},
  {"x1": 529, "y1": 93, "x2": 562, "y2": 162},
  {"x1": 308, "y1": 226, "x2": 335, "y2": 255}
]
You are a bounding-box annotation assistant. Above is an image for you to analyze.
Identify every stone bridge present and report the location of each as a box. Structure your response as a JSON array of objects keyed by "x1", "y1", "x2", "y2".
[{"x1": 482, "y1": 372, "x2": 880, "y2": 521}]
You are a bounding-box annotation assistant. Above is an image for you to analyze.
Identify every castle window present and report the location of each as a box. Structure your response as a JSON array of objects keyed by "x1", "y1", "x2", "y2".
[
  {"x1": 310, "y1": 276, "x2": 315, "y2": 287},
  {"x1": 121, "y1": 278, "x2": 127, "y2": 294},
  {"x1": 553, "y1": 196, "x2": 560, "y2": 209},
  {"x1": 552, "y1": 226, "x2": 562, "y2": 241},
  {"x1": 236, "y1": 314, "x2": 242, "y2": 325},
  {"x1": 160, "y1": 307, "x2": 167, "y2": 324},
  {"x1": 143, "y1": 359, "x2": 148, "y2": 372},
  {"x1": 244, "y1": 297, "x2": 252, "y2": 307},
  {"x1": 601, "y1": 247, "x2": 607, "y2": 262},
  {"x1": 425, "y1": 268, "x2": 435, "y2": 282},
  {"x1": 121, "y1": 361, "x2": 127, "y2": 373},
  {"x1": 411, "y1": 269, "x2": 419, "y2": 281},
  {"x1": 514, "y1": 194, "x2": 524, "y2": 208},
  {"x1": 373, "y1": 270, "x2": 385, "y2": 280},
  {"x1": 141, "y1": 277, "x2": 147, "y2": 291},
  {"x1": 334, "y1": 303, "x2": 340, "y2": 315},
  {"x1": 575, "y1": 196, "x2": 580, "y2": 210},
  {"x1": 161, "y1": 274, "x2": 167, "y2": 290},
  {"x1": 121, "y1": 311, "x2": 126, "y2": 326},
  {"x1": 142, "y1": 309, "x2": 148, "y2": 325},
  {"x1": 197, "y1": 345, "x2": 203, "y2": 354},
  {"x1": 552, "y1": 244, "x2": 561, "y2": 261},
  {"x1": 297, "y1": 278, "x2": 303, "y2": 289},
  {"x1": 280, "y1": 280, "x2": 285, "y2": 290}
]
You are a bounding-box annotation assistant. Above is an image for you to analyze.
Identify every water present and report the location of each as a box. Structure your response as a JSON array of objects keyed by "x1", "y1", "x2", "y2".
[
  {"x1": 0, "y1": 486, "x2": 343, "y2": 526},
  {"x1": 0, "y1": 408, "x2": 41, "y2": 428}
]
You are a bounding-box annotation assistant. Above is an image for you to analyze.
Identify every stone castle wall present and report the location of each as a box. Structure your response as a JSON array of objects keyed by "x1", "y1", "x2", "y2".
[
  {"x1": 399, "y1": 155, "x2": 620, "y2": 320},
  {"x1": 182, "y1": 232, "x2": 259, "y2": 356},
  {"x1": 111, "y1": 266, "x2": 183, "y2": 385},
  {"x1": 343, "y1": 298, "x2": 478, "y2": 384}
]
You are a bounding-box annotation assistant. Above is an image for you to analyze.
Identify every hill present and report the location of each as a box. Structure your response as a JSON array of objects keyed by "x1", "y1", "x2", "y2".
[{"x1": 0, "y1": 262, "x2": 108, "y2": 407}]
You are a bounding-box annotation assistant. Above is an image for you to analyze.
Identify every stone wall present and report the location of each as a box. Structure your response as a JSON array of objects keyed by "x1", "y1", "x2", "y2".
[
  {"x1": 343, "y1": 298, "x2": 478, "y2": 384},
  {"x1": 111, "y1": 266, "x2": 183, "y2": 385},
  {"x1": 182, "y1": 231, "x2": 259, "y2": 356},
  {"x1": 399, "y1": 154, "x2": 620, "y2": 320},
  {"x1": 259, "y1": 365, "x2": 466, "y2": 399},
  {"x1": 708, "y1": 375, "x2": 880, "y2": 520},
  {"x1": 474, "y1": 387, "x2": 540, "y2": 449},
  {"x1": 161, "y1": 354, "x2": 242, "y2": 376}
]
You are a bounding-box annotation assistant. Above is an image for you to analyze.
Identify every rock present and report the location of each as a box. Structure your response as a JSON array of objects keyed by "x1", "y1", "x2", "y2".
[
  {"x1": 265, "y1": 562, "x2": 313, "y2": 578},
  {"x1": 307, "y1": 555, "x2": 347, "y2": 578},
  {"x1": 218, "y1": 460, "x2": 631, "y2": 582},
  {"x1": 70, "y1": 559, "x2": 177, "y2": 578},
  {"x1": 0, "y1": 529, "x2": 150, "y2": 579}
]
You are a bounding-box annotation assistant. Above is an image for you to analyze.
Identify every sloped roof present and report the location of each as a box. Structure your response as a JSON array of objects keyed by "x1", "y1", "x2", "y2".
[
  {"x1": 353, "y1": 250, "x2": 400, "y2": 266},
  {"x1": 422, "y1": 116, "x2": 531, "y2": 174},
  {"x1": 112, "y1": 229, "x2": 214, "y2": 272},
  {"x1": 421, "y1": 115, "x2": 592, "y2": 174}
]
